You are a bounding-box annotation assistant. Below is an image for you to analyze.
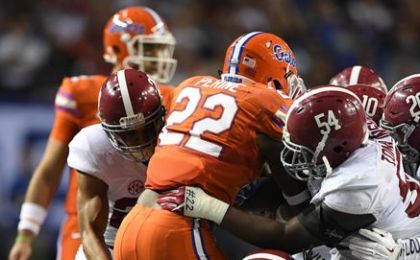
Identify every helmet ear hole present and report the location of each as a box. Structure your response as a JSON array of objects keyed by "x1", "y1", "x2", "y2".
[
  {"x1": 272, "y1": 79, "x2": 282, "y2": 91},
  {"x1": 333, "y1": 146, "x2": 343, "y2": 153},
  {"x1": 112, "y1": 46, "x2": 121, "y2": 54}
]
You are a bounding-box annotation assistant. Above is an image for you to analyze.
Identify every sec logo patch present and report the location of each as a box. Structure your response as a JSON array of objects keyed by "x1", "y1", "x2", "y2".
[{"x1": 127, "y1": 180, "x2": 144, "y2": 195}]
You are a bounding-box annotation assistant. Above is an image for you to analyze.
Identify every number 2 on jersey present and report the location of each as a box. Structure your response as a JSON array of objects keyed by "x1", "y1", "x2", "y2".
[{"x1": 159, "y1": 86, "x2": 239, "y2": 157}]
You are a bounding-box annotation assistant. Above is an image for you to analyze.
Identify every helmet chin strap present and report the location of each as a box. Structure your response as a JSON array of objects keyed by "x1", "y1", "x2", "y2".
[
  {"x1": 312, "y1": 130, "x2": 330, "y2": 179},
  {"x1": 322, "y1": 156, "x2": 333, "y2": 177}
]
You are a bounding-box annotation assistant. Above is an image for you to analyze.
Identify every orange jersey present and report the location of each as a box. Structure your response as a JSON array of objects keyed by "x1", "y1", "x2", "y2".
[
  {"x1": 157, "y1": 84, "x2": 174, "y2": 112},
  {"x1": 146, "y1": 76, "x2": 292, "y2": 203}
]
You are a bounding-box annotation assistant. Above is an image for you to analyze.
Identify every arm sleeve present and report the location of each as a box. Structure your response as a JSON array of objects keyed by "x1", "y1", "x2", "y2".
[
  {"x1": 297, "y1": 202, "x2": 375, "y2": 247},
  {"x1": 297, "y1": 204, "x2": 350, "y2": 247}
]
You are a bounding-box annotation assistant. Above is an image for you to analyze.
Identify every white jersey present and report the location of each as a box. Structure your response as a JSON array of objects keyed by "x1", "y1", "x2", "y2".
[
  {"x1": 311, "y1": 136, "x2": 420, "y2": 239},
  {"x1": 68, "y1": 124, "x2": 147, "y2": 248},
  {"x1": 417, "y1": 166, "x2": 420, "y2": 180}
]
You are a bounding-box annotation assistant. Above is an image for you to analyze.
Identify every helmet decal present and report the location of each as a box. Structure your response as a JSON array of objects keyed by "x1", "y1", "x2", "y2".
[
  {"x1": 110, "y1": 14, "x2": 145, "y2": 34},
  {"x1": 273, "y1": 44, "x2": 296, "y2": 68}
]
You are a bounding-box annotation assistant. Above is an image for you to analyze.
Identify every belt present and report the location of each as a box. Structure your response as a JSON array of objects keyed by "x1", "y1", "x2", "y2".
[{"x1": 136, "y1": 189, "x2": 163, "y2": 209}]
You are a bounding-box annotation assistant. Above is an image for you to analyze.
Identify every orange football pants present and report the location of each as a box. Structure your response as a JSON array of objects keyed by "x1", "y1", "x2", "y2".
[
  {"x1": 114, "y1": 204, "x2": 226, "y2": 260},
  {"x1": 56, "y1": 214, "x2": 81, "y2": 260}
]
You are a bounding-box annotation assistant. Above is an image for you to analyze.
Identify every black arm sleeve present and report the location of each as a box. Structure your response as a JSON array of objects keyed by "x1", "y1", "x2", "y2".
[{"x1": 297, "y1": 203, "x2": 376, "y2": 247}]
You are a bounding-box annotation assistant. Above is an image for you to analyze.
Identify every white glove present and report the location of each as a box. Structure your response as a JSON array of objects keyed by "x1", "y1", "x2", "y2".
[{"x1": 349, "y1": 228, "x2": 402, "y2": 260}]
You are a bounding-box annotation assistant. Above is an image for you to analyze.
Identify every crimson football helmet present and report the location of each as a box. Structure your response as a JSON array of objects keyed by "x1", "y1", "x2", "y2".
[
  {"x1": 103, "y1": 6, "x2": 177, "y2": 83},
  {"x1": 345, "y1": 84, "x2": 386, "y2": 124},
  {"x1": 329, "y1": 65, "x2": 388, "y2": 93},
  {"x1": 380, "y1": 74, "x2": 420, "y2": 176},
  {"x1": 281, "y1": 86, "x2": 368, "y2": 181},
  {"x1": 98, "y1": 69, "x2": 165, "y2": 162},
  {"x1": 221, "y1": 32, "x2": 305, "y2": 99}
]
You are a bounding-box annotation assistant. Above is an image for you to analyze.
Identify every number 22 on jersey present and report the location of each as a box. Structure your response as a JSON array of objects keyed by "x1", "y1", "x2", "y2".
[{"x1": 159, "y1": 86, "x2": 239, "y2": 157}]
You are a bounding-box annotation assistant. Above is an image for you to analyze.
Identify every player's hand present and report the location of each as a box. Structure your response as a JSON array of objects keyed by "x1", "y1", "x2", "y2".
[
  {"x1": 8, "y1": 241, "x2": 32, "y2": 260},
  {"x1": 157, "y1": 186, "x2": 229, "y2": 224},
  {"x1": 348, "y1": 228, "x2": 402, "y2": 260},
  {"x1": 156, "y1": 186, "x2": 186, "y2": 214}
]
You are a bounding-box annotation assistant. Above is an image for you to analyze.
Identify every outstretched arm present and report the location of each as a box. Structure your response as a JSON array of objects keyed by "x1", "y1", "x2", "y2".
[
  {"x1": 158, "y1": 186, "x2": 322, "y2": 253},
  {"x1": 9, "y1": 138, "x2": 68, "y2": 260},
  {"x1": 221, "y1": 206, "x2": 320, "y2": 253},
  {"x1": 77, "y1": 172, "x2": 111, "y2": 260},
  {"x1": 158, "y1": 186, "x2": 377, "y2": 253}
]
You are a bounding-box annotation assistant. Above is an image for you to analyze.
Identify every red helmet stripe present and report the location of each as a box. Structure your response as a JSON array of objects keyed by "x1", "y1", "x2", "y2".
[
  {"x1": 349, "y1": 65, "x2": 362, "y2": 85},
  {"x1": 117, "y1": 70, "x2": 135, "y2": 116}
]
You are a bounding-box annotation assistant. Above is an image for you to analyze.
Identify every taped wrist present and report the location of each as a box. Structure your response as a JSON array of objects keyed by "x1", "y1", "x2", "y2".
[
  {"x1": 18, "y1": 202, "x2": 47, "y2": 236},
  {"x1": 15, "y1": 233, "x2": 33, "y2": 244},
  {"x1": 184, "y1": 186, "x2": 229, "y2": 225}
]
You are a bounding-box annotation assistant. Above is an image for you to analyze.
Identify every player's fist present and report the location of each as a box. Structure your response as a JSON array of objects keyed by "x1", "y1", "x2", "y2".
[
  {"x1": 349, "y1": 228, "x2": 401, "y2": 260},
  {"x1": 9, "y1": 241, "x2": 32, "y2": 260},
  {"x1": 157, "y1": 186, "x2": 186, "y2": 213},
  {"x1": 157, "y1": 186, "x2": 229, "y2": 224}
]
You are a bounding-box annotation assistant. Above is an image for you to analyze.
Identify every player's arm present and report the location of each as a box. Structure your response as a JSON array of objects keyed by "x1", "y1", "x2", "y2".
[
  {"x1": 157, "y1": 186, "x2": 376, "y2": 253},
  {"x1": 77, "y1": 171, "x2": 111, "y2": 260},
  {"x1": 256, "y1": 133, "x2": 310, "y2": 218},
  {"x1": 9, "y1": 138, "x2": 68, "y2": 260},
  {"x1": 257, "y1": 133, "x2": 308, "y2": 200}
]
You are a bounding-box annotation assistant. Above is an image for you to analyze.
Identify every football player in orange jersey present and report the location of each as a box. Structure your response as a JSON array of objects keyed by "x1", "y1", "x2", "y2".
[
  {"x1": 8, "y1": 6, "x2": 176, "y2": 260},
  {"x1": 114, "y1": 31, "x2": 306, "y2": 260}
]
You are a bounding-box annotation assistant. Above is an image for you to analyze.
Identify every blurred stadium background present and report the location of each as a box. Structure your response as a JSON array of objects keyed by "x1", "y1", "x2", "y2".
[{"x1": 0, "y1": 0, "x2": 419, "y2": 259}]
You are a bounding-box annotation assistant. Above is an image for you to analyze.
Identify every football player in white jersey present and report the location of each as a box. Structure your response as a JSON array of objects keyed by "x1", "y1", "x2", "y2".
[
  {"x1": 154, "y1": 86, "x2": 420, "y2": 258},
  {"x1": 67, "y1": 69, "x2": 167, "y2": 260},
  {"x1": 343, "y1": 74, "x2": 420, "y2": 260},
  {"x1": 380, "y1": 74, "x2": 420, "y2": 179}
]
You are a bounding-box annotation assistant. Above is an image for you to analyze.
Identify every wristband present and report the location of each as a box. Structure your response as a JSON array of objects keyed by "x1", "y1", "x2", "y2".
[
  {"x1": 15, "y1": 233, "x2": 33, "y2": 244},
  {"x1": 17, "y1": 202, "x2": 48, "y2": 236},
  {"x1": 282, "y1": 189, "x2": 310, "y2": 206}
]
